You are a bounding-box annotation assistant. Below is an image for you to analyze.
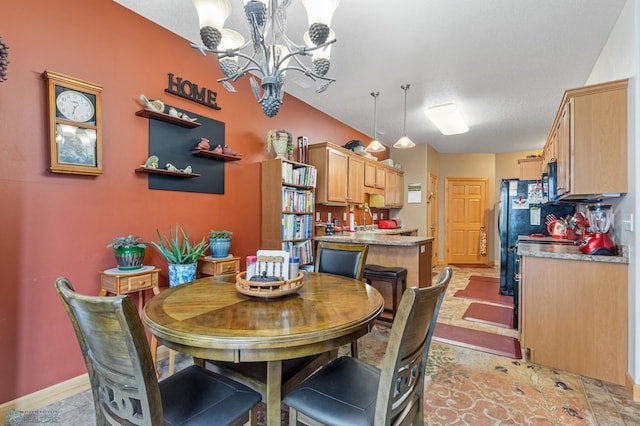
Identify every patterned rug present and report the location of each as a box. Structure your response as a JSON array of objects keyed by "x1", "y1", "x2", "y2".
[{"x1": 357, "y1": 324, "x2": 595, "y2": 425}]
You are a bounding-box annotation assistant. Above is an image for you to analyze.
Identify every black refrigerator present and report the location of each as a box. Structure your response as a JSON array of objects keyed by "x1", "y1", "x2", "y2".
[{"x1": 499, "y1": 178, "x2": 574, "y2": 297}]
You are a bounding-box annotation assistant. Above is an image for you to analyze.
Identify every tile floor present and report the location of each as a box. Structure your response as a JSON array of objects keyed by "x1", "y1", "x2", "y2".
[{"x1": 10, "y1": 266, "x2": 640, "y2": 425}]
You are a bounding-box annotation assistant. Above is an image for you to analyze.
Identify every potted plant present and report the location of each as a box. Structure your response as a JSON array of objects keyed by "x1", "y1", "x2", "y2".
[
  {"x1": 209, "y1": 229, "x2": 233, "y2": 259},
  {"x1": 107, "y1": 235, "x2": 146, "y2": 271},
  {"x1": 267, "y1": 129, "x2": 292, "y2": 160},
  {"x1": 151, "y1": 225, "x2": 209, "y2": 287}
]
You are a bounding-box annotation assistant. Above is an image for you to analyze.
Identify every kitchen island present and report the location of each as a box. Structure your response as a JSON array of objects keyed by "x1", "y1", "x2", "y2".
[
  {"x1": 517, "y1": 241, "x2": 628, "y2": 385},
  {"x1": 315, "y1": 229, "x2": 433, "y2": 289}
]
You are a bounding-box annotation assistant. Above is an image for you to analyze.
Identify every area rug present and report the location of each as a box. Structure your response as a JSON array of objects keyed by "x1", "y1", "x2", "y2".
[
  {"x1": 454, "y1": 278, "x2": 514, "y2": 306},
  {"x1": 450, "y1": 263, "x2": 495, "y2": 269},
  {"x1": 433, "y1": 322, "x2": 522, "y2": 359},
  {"x1": 422, "y1": 341, "x2": 595, "y2": 425},
  {"x1": 463, "y1": 302, "x2": 514, "y2": 328}
]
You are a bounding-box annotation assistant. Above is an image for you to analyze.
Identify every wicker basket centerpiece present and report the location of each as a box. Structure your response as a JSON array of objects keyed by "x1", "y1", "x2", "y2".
[{"x1": 236, "y1": 271, "x2": 304, "y2": 298}]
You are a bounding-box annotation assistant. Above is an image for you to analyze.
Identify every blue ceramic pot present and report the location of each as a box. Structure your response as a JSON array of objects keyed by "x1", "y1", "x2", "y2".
[
  {"x1": 209, "y1": 238, "x2": 231, "y2": 258},
  {"x1": 168, "y1": 263, "x2": 197, "y2": 287}
]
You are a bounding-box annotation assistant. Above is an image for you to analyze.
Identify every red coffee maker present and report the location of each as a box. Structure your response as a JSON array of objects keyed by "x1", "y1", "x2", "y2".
[{"x1": 579, "y1": 204, "x2": 616, "y2": 255}]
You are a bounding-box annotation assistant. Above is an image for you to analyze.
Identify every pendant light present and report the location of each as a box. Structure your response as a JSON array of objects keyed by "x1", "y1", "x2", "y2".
[
  {"x1": 366, "y1": 91, "x2": 386, "y2": 152},
  {"x1": 393, "y1": 84, "x2": 415, "y2": 149}
]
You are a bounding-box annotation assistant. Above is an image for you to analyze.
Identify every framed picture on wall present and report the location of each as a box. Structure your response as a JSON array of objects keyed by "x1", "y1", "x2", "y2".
[{"x1": 43, "y1": 70, "x2": 103, "y2": 176}]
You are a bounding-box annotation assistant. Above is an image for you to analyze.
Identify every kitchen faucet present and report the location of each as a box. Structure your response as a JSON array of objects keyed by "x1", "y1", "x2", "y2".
[{"x1": 363, "y1": 203, "x2": 374, "y2": 231}]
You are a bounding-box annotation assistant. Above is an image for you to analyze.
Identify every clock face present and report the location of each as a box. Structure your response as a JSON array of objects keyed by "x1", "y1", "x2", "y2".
[{"x1": 56, "y1": 90, "x2": 95, "y2": 123}]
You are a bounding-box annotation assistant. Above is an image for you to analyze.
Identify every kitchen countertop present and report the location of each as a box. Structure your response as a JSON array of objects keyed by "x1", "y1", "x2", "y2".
[
  {"x1": 517, "y1": 239, "x2": 629, "y2": 264},
  {"x1": 315, "y1": 229, "x2": 431, "y2": 247}
]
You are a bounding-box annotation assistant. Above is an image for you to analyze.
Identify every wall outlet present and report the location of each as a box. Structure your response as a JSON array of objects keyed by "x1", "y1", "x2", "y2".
[
  {"x1": 316, "y1": 212, "x2": 320, "y2": 221},
  {"x1": 381, "y1": 213, "x2": 384, "y2": 220},
  {"x1": 622, "y1": 213, "x2": 633, "y2": 232},
  {"x1": 372, "y1": 213, "x2": 378, "y2": 220},
  {"x1": 343, "y1": 212, "x2": 347, "y2": 221},
  {"x1": 328, "y1": 212, "x2": 332, "y2": 222}
]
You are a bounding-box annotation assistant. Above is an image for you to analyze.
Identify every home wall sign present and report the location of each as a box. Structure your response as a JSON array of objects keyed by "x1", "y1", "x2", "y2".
[{"x1": 164, "y1": 73, "x2": 220, "y2": 110}]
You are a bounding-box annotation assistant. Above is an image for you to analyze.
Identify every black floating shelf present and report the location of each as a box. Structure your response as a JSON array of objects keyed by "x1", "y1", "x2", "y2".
[
  {"x1": 135, "y1": 109, "x2": 201, "y2": 128},
  {"x1": 135, "y1": 167, "x2": 201, "y2": 178},
  {"x1": 191, "y1": 149, "x2": 242, "y2": 162}
]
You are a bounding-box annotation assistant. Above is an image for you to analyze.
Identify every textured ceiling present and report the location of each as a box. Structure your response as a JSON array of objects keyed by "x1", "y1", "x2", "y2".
[{"x1": 114, "y1": 0, "x2": 626, "y2": 153}]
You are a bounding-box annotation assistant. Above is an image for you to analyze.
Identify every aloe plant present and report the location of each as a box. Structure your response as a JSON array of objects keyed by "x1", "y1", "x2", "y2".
[{"x1": 151, "y1": 225, "x2": 209, "y2": 264}]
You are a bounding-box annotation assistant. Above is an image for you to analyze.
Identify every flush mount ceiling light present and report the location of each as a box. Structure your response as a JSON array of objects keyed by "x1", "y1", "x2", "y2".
[
  {"x1": 393, "y1": 84, "x2": 415, "y2": 149},
  {"x1": 366, "y1": 91, "x2": 386, "y2": 152},
  {"x1": 191, "y1": 0, "x2": 340, "y2": 118},
  {"x1": 424, "y1": 103, "x2": 469, "y2": 135}
]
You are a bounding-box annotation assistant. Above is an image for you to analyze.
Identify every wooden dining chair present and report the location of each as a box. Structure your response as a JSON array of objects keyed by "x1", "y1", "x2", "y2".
[
  {"x1": 284, "y1": 267, "x2": 453, "y2": 426},
  {"x1": 314, "y1": 241, "x2": 369, "y2": 281},
  {"x1": 314, "y1": 241, "x2": 370, "y2": 356},
  {"x1": 55, "y1": 277, "x2": 261, "y2": 426}
]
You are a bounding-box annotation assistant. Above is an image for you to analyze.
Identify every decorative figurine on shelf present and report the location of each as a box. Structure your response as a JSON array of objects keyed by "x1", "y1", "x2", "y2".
[
  {"x1": 180, "y1": 112, "x2": 198, "y2": 122},
  {"x1": 183, "y1": 166, "x2": 192, "y2": 174},
  {"x1": 223, "y1": 144, "x2": 241, "y2": 157},
  {"x1": 213, "y1": 145, "x2": 223, "y2": 154},
  {"x1": 166, "y1": 163, "x2": 179, "y2": 172},
  {"x1": 139, "y1": 94, "x2": 165, "y2": 113},
  {"x1": 168, "y1": 107, "x2": 180, "y2": 117},
  {"x1": 267, "y1": 129, "x2": 292, "y2": 160},
  {"x1": 197, "y1": 137, "x2": 210, "y2": 151},
  {"x1": 142, "y1": 155, "x2": 159, "y2": 169}
]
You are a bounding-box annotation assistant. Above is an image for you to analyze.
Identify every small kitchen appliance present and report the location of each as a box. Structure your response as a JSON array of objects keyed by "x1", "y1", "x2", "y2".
[
  {"x1": 579, "y1": 204, "x2": 616, "y2": 255},
  {"x1": 378, "y1": 219, "x2": 398, "y2": 229}
]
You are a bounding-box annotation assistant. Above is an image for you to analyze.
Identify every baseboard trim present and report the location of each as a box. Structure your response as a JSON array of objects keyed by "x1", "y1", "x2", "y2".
[
  {"x1": 0, "y1": 346, "x2": 172, "y2": 420},
  {"x1": 625, "y1": 372, "x2": 640, "y2": 402},
  {"x1": 0, "y1": 374, "x2": 90, "y2": 421}
]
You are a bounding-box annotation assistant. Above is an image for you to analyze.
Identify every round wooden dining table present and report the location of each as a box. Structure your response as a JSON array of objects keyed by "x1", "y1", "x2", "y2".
[{"x1": 142, "y1": 272, "x2": 384, "y2": 425}]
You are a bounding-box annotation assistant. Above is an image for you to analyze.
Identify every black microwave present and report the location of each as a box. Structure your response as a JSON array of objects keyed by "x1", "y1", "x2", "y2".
[{"x1": 542, "y1": 161, "x2": 558, "y2": 202}]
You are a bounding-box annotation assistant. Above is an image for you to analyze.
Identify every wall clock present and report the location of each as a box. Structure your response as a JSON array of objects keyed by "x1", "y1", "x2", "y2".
[{"x1": 43, "y1": 70, "x2": 103, "y2": 175}]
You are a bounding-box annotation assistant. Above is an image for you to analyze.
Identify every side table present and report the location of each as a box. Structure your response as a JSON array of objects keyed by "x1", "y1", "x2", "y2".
[
  {"x1": 197, "y1": 256, "x2": 240, "y2": 278},
  {"x1": 99, "y1": 265, "x2": 161, "y2": 311},
  {"x1": 99, "y1": 265, "x2": 163, "y2": 374}
]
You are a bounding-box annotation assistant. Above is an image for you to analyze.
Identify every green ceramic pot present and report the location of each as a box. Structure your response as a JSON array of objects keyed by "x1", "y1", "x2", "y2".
[{"x1": 114, "y1": 246, "x2": 145, "y2": 270}]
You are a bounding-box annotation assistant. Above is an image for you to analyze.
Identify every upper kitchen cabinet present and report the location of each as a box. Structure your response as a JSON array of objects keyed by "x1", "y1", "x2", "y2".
[
  {"x1": 518, "y1": 157, "x2": 543, "y2": 181},
  {"x1": 364, "y1": 160, "x2": 385, "y2": 194},
  {"x1": 309, "y1": 142, "x2": 363, "y2": 205},
  {"x1": 546, "y1": 79, "x2": 628, "y2": 200},
  {"x1": 384, "y1": 168, "x2": 404, "y2": 208}
]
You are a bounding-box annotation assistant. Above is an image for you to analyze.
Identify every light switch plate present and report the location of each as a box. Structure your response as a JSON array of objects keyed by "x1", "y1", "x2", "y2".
[
  {"x1": 622, "y1": 213, "x2": 633, "y2": 231},
  {"x1": 316, "y1": 212, "x2": 320, "y2": 221}
]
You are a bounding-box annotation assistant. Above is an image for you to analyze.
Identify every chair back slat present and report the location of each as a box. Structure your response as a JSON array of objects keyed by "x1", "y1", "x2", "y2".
[
  {"x1": 375, "y1": 267, "x2": 452, "y2": 425},
  {"x1": 55, "y1": 278, "x2": 163, "y2": 426}
]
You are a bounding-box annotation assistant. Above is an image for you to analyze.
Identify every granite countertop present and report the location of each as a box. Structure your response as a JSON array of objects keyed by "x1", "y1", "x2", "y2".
[
  {"x1": 517, "y1": 241, "x2": 629, "y2": 264},
  {"x1": 315, "y1": 230, "x2": 431, "y2": 247}
]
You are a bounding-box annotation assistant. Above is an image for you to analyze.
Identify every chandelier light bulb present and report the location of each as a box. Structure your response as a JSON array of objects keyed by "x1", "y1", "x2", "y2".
[
  {"x1": 302, "y1": 0, "x2": 339, "y2": 45},
  {"x1": 193, "y1": 0, "x2": 232, "y2": 50}
]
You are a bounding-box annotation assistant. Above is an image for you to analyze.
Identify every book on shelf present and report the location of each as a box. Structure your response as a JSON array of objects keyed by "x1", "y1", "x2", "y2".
[{"x1": 281, "y1": 161, "x2": 317, "y2": 187}]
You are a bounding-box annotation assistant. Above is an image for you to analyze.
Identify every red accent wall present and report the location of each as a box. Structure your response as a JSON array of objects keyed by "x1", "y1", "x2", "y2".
[{"x1": 0, "y1": 0, "x2": 369, "y2": 402}]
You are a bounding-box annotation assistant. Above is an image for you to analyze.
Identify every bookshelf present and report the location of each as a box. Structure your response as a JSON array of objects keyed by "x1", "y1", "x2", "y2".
[{"x1": 261, "y1": 159, "x2": 317, "y2": 266}]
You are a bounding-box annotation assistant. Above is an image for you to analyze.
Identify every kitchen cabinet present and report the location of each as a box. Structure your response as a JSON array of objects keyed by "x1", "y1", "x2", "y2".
[
  {"x1": 261, "y1": 159, "x2": 316, "y2": 265},
  {"x1": 519, "y1": 255, "x2": 627, "y2": 385},
  {"x1": 544, "y1": 79, "x2": 628, "y2": 199},
  {"x1": 309, "y1": 142, "x2": 363, "y2": 205},
  {"x1": 309, "y1": 142, "x2": 402, "y2": 207},
  {"x1": 348, "y1": 155, "x2": 365, "y2": 205},
  {"x1": 518, "y1": 157, "x2": 542, "y2": 181},
  {"x1": 364, "y1": 161, "x2": 385, "y2": 193},
  {"x1": 384, "y1": 169, "x2": 404, "y2": 208}
]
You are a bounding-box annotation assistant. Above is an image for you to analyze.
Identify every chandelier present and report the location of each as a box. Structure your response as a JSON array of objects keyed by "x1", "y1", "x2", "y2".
[{"x1": 191, "y1": 0, "x2": 340, "y2": 117}]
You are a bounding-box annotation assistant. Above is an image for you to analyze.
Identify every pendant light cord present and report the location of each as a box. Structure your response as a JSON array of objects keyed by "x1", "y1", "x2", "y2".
[{"x1": 401, "y1": 84, "x2": 410, "y2": 136}]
